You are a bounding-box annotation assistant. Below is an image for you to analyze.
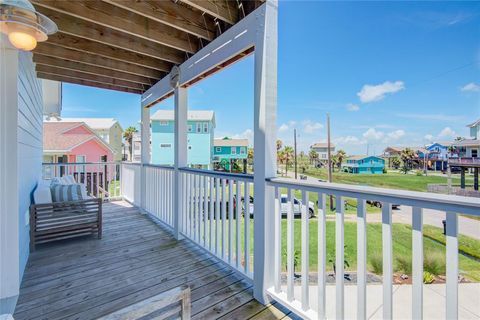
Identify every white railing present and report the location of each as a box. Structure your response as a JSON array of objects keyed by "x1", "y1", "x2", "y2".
[
  {"x1": 179, "y1": 167, "x2": 254, "y2": 279},
  {"x1": 121, "y1": 162, "x2": 142, "y2": 205},
  {"x1": 42, "y1": 162, "x2": 122, "y2": 199},
  {"x1": 265, "y1": 177, "x2": 480, "y2": 320},
  {"x1": 144, "y1": 164, "x2": 175, "y2": 228}
]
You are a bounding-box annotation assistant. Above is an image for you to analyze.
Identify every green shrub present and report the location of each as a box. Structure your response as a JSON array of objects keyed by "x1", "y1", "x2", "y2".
[
  {"x1": 383, "y1": 168, "x2": 387, "y2": 174},
  {"x1": 415, "y1": 170, "x2": 424, "y2": 176},
  {"x1": 424, "y1": 253, "x2": 446, "y2": 275},
  {"x1": 423, "y1": 271, "x2": 435, "y2": 284},
  {"x1": 395, "y1": 256, "x2": 412, "y2": 274},
  {"x1": 369, "y1": 253, "x2": 383, "y2": 275}
]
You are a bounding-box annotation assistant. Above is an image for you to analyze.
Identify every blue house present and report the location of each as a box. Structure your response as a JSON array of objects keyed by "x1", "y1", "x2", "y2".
[
  {"x1": 213, "y1": 138, "x2": 249, "y2": 172},
  {"x1": 151, "y1": 110, "x2": 215, "y2": 169},
  {"x1": 342, "y1": 155, "x2": 385, "y2": 174},
  {"x1": 424, "y1": 142, "x2": 451, "y2": 171}
]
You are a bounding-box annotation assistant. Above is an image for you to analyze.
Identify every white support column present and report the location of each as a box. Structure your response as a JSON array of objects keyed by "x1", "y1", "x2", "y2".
[
  {"x1": 174, "y1": 86, "x2": 188, "y2": 240},
  {"x1": 253, "y1": 0, "x2": 278, "y2": 304},
  {"x1": 0, "y1": 37, "x2": 20, "y2": 313},
  {"x1": 140, "y1": 104, "x2": 151, "y2": 210}
]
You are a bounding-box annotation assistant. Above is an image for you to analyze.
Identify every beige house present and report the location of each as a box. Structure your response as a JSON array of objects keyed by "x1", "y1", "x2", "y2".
[
  {"x1": 46, "y1": 118, "x2": 123, "y2": 161},
  {"x1": 311, "y1": 142, "x2": 335, "y2": 161}
]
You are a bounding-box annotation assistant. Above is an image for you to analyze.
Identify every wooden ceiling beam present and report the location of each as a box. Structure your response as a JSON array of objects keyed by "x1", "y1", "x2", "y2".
[
  {"x1": 181, "y1": 0, "x2": 239, "y2": 25},
  {"x1": 34, "y1": 43, "x2": 165, "y2": 79},
  {"x1": 32, "y1": 0, "x2": 198, "y2": 53},
  {"x1": 33, "y1": 54, "x2": 156, "y2": 86},
  {"x1": 37, "y1": 72, "x2": 143, "y2": 94},
  {"x1": 35, "y1": 5, "x2": 185, "y2": 64},
  {"x1": 36, "y1": 65, "x2": 147, "y2": 91},
  {"x1": 43, "y1": 33, "x2": 173, "y2": 72},
  {"x1": 103, "y1": 0, "x2": 216, "y2": 41}
]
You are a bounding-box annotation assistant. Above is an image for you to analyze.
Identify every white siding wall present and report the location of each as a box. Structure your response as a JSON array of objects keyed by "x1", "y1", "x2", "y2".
[{"x1": 17, "y1": 52, "x2": 43, "y2": 276}]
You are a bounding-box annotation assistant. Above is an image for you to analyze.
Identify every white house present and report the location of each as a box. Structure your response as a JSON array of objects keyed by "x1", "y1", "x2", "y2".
[{"x1": 310, "y1": 142, "x2": 335, "y2": 161}]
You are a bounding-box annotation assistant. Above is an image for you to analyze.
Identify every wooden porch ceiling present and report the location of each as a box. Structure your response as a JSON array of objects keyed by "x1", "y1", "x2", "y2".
[{"x1": 31, "y1": 0, "x2": 263, "y2": 95}]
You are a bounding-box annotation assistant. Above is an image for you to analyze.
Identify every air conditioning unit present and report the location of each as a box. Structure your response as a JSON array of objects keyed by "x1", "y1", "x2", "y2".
[{"x1": 42, "y1": 79, "x2": 62, "y2": 117}]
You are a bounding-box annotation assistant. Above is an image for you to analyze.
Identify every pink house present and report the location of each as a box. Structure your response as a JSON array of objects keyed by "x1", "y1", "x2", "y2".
[{"x1": 43, "y1": 122, "x2": 114, "y2": 164}]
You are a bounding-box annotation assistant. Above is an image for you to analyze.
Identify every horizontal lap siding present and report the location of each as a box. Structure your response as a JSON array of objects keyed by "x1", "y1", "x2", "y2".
[{"x1": 17, "y1": 52, "x2": 44, "y2": 279}]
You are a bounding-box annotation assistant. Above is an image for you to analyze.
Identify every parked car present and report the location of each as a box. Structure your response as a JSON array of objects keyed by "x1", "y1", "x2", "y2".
[{"x1": 246, "y1": 194, "x2": 315, "y2": 218}]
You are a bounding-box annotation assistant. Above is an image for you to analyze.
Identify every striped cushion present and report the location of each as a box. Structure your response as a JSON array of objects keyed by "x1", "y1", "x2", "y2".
[{"x1": 50, "y1": 184, "x2": 85, "y2": 202}]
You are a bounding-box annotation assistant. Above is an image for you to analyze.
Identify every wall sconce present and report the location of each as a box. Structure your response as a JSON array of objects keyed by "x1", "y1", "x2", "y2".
[{"x1": 0, "y1": 0, "x2": 57, "y2": 51}]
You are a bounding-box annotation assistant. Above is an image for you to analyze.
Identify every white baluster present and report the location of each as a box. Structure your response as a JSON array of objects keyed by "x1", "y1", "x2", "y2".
[
  {"x1": 287, "y1": 188, "x2": 294, "y2": 302},
  {"x1": 317, "y1": 193, "x2": 326, "y2": 319},
  {"x1": 335, "y1": 195, "x2": 345, "y2": 320},
  {"x1": 209, "y1": 176, "x2": 214, "y2": 251},
  {"x1": 203, "y1": 175, "x2": 208, "y2": 247},
  {"x1": 222, "y1": 179, "x2": 227, "y2": 259},
  {"x1": 228, "y1": 179, "x2": 234, "y2": 264},
  {"x1": 301, "y1": 190, "x2": 309, "y2": 311},
  {"x1": 244, "y1": 181, "x2": 250, "y2": 274},
  {"x1": 446, "y1": 211, "x2": 458, "y2": 319},
  {"x1": 382, "y1": 202, "x2": 393, "y2": 319},
  {"x1": 357, "y1": 199, "x2": 367, "y2": 320},
  {"x1": 412, "y1": 207, "x2": 423, "y2": 320},
  {"x1": 274, "y1": 186, "x2": 281, "y2": 293},
  {"x1": 236, "y1": 180, "x2": 241, "y2": 269},
  {"x1": 215, "y1": 178, "x2": 220, "y2": 255}
]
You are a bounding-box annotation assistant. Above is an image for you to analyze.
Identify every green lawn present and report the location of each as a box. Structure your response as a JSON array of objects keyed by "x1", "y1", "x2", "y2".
[
  {"x1": 303, "y1": 167, "x2": 466, "y2": 192},
  {"x1": 215, "y1": 218, "x2": 480, "y2": 281}
]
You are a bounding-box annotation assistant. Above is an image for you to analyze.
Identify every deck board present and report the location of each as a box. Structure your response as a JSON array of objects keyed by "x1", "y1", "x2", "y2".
[{"x1": 14, "y1": 201, "x2": 290, "y2": 319}]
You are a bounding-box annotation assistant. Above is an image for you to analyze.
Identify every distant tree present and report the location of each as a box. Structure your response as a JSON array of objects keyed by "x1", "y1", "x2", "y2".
[
  {"x1": 308, "y1": 149, "x2": 319, "y2": 165},
  {"x1": 276, "y1": 139, "x2": 283, "y2": 151},
  {"x1": 455, "y1": 136, "x2": 465, "y2": 141},
  {"x1": 400, "y1": 148, "x2": 416, "y2": 174},
  {"x1": 298, "y1": 153, "x2": 310, "y2": 173},
  {"x1": 391, "y1": 156, "x2": 401, "y2": 169},
  {"x1": 335, "y1": 150, "x2": 347, "y2": 170},
  {"x1": 331, "y1": 154, "x2": 339, "y2": 172},
  {"x1": 280, "y1": 146, "x2": 294, "y2": 176},
  {"x1": 123, "y1": 126, "x2": 138, "y2": 160},
  {"x1": 247, "y1": 147, "x2": 254, "y2": 165}
]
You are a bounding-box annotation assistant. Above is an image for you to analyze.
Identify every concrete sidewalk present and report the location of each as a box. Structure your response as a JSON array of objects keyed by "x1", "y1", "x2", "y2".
[{"x1": 285, "y1": 283, "x2": 480, "y2": 319}]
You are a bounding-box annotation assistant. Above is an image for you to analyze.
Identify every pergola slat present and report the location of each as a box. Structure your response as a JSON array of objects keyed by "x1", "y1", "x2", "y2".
[
  {"x1": 33, "y1": 54, "x2": 156, "y2": 86},
  {"x1": 36, "y1": 65, "x2": 146, "y2": 91},
  {"x1": 44, "y1": 33, "x2": 173, "y2": 72},
  {"x1": 181, "y1": 0, "x2": 239, "y2": 25},
  {"x1": 32, "y1": 0, "x2": 198, "y2": 53},
  {"x1": 103, "y1": 0, "x2": 216, "y2": 41},
  {"x1": 35, "y1": 6, "x2": 185, "y2": 64},
  {"x1": 37, "y1": 72, "x2": 144, "y2": 94},
  {"x1": 34, "y1": 43, "x2": 165, "y2": 79}
]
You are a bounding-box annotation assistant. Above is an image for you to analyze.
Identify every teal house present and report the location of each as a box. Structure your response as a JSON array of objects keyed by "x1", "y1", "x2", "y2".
[
  {"x1": 213, "y1": 138, "x2": 249, "y2": 172},
  {"x1": 342, "y1": 155, "x2": 385, "y2": 174},
  {"x1": 151, "y1": 110, "x2": 215, "y2": 169}
]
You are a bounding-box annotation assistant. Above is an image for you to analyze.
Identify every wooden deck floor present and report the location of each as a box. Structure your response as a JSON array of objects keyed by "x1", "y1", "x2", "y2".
[{"x1": 14, "y1": 201, "x2": 297, "y2": 320}]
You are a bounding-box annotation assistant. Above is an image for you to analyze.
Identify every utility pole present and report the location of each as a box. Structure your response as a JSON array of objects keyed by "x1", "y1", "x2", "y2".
[
  {"x1": 294, "y1": 128, "x2": 298, "y2": 179},
  {"x1": 327, "y1": 113, "x2": 334, "y2": 211}
]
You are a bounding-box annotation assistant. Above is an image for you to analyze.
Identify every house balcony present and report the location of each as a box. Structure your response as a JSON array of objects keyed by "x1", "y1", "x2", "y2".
[{"x1": 15, "y1": 162, "x2": 479, "y2": 319}]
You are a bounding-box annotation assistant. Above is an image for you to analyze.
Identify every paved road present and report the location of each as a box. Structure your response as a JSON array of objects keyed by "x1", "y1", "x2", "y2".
[{"x1": 283, "y1": 172, "x2": 480, "y2": 239}]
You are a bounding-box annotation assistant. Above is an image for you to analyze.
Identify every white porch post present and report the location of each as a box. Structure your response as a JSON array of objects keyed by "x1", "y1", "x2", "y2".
[
  {"x1": 253, "y1": 0, "x2": 278, "y2": 303},
  {"x1": 0, "y1": 37, "x2": 20, "y2": 313},
  {"x1": 173, "y1": 86, "x2": 188, "y2": 240},
  {"x1": 140, "y1": 105, "x2": 151, "y2": 210}
]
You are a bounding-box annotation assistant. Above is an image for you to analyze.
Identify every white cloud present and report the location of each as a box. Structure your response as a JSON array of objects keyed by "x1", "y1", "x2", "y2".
[
  {"x1": 424, "y1": 134, "x2": 434, "y2": 141},
  {"x1": 302, "y1": 120, "x2": 323, "y2": 134},
  {"x1": 396, "y1": 113, "x2": 465, "y2": 122},
  {"x1": 461, "y1": 82, "x2": 480, "y2": 92},
  {"x1": 232, "y1": 129, "x2": 254, "y2": 146},
  {"x1": 346, "y1": 103, "x2": 360, "y2": 112},
  {"x1": 387, "y1": 129, "x2": 405, "y2": 140},
  {"x1": 438, "y1": 127, "x2": 456, "y2": 138},
  {"x1": 357, "y1": 81, "x2": 405, "y2": 103},
  {"x1": 334, "y1": 135, "x2": 361, "y2": 144},
  {"x1": 278, "y1": 123, "x2": 289, "y2": 132},
  {"x1": 362, "y1": 128, "x2": 384, "y2": 141}
]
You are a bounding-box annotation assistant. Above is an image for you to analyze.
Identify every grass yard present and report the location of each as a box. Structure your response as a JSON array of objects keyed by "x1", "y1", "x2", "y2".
[
  {"x1": 303, "y1": 167, "x2": 467, "y2": 192},
  {"x1": 220, "y1": 218, "x2": 480, "y2": 281}
]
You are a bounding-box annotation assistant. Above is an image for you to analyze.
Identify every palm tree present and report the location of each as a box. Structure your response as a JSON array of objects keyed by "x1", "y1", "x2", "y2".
[
  {"x1": 335, "y1": 149, "x2": 347, "y2": 170},
  {"x1": 282, "y1": 146, "x2": 294, "y2": 176},
  {"x1": 276, "y1": 139, "x2": 283, "y2": 151},
  {"x1": 400, "y1": 148, "x2": 415, "y2": 174},
  {"x1": 123, "y1": 126, "x2": 138, "y2": 161},
  {"x1": 308, "y1": 149, "x2": 319, "y2": 165},
  {"x1": 391, "y1": 156, "x2": 401, "y2": 169}
]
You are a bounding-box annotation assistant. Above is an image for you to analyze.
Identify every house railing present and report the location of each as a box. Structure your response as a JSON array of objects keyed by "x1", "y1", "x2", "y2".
[
  {"x1": 42, "y1": 162, "x2": 122, "y2": 199},
  {"x1": 265, "y1": 177, "x2": 480, "y2": 319},
  {"x1": 179, "y1": 167, "x2": 254, "y2": 280},
  {"x1": 144, "y1": 164, "x2": 175, "y2": 228},
  {"x1": 448, "y1": 157, "x2": 480, "y2": 166}
]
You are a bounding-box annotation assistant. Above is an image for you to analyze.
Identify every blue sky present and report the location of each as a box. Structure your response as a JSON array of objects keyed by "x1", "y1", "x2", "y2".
[{"x1": 61, "y1": 1, "x2": 480, "y2": 155}]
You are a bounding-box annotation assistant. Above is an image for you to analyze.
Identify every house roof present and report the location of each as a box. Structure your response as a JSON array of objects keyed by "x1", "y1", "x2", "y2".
[
  {"x1": 467, "y1": 119, "x2": 480, "y2": 127},
  {"x1": 214, "y1": 138, "x2": 249, "y2": 147},
  {"x1": 452, "y1": 139, "x2": 480, "y2": 147},
  {"x1": 311, "y1": 142, "x2": 335, "y2": 148},
  {"x1": 347, "y1": 155, "x2": 383, "y2": 161},
  {"x1": 46, "y1": 118, "x2": 121, "y2": 131},
  {"x1": 384, "y1": 146, "x2": 403, "y2": 152},
  {"x1": 43, "y1": 122, "x2": 114, "y2": 153},
  {"x1": 151, "y1": 110, "x2": 216, "y2": 126}
]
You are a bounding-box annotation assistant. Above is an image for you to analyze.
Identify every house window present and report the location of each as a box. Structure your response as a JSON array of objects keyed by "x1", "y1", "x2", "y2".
[
  {"x1": 159, "y1": 121, "x2": 168, "y2": 126},
  {"x1": 240, "y1": 147, "x2": 246, "y2": 154},
  {"x1": 203, "y1": 123, "x2": 209, "y2": 133},
  {"x1": 188, "y1": 145, "x2": 192, "y2": 150},
  {"x1": 215, "y1": 147, "x2": 222, "y2": 153},
  {"x1": 231, "y1": 147, "x2": 236, "y2": 155},
  {"x1": 187, "y1": 125, "x2": 193, "y2": 132},
  {"x1": 160, "y1": 143, "x2": 171, "y2": 148},
  {"x1": 472, "y1": 149, "x2": 478, "y2": 158},
  {"x1": 196, "y1": 123, "x2": 201, "y2": 133}
]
